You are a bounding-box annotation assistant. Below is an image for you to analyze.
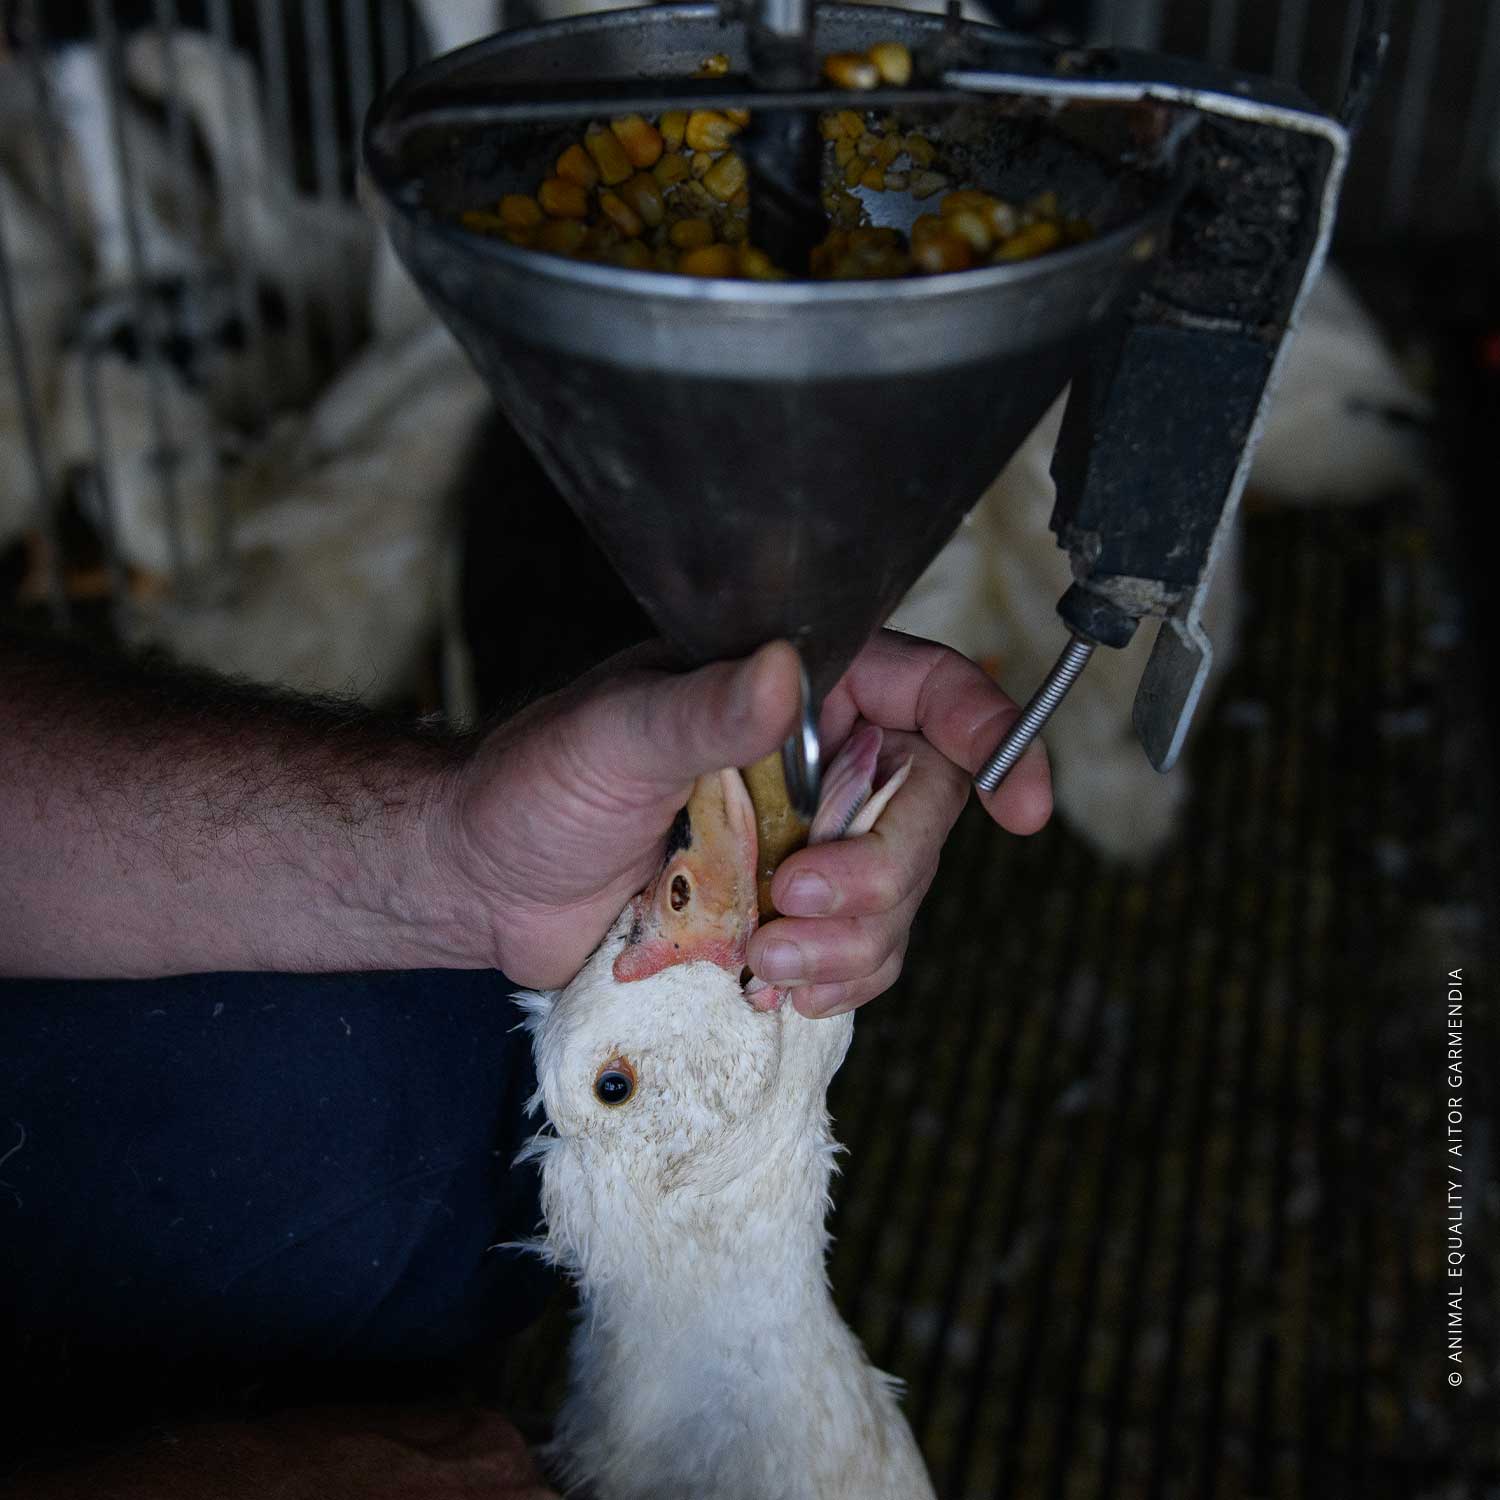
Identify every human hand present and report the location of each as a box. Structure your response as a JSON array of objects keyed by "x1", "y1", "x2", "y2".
[{"x1": 440, "y1": 633, "x2": 1050, "y2": 993}]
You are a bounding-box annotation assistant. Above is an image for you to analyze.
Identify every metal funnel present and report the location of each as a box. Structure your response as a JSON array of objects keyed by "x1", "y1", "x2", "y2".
[{"x1": 365, "y1": 4, "x2": 1181, "y2": 705}]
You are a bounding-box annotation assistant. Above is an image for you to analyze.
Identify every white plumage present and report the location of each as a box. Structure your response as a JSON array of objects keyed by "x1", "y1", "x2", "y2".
[
  {"x1": 124, "y1": 319, "x2": 488, "y2": 699},
  {"x1": 520, "y1": 746, "x2": 934, "y2": 1500}
]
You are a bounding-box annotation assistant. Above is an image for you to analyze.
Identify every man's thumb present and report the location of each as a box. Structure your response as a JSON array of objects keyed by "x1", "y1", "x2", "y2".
[{"x1": 621, "y1": 641, "x2": 803, "y2": 787}]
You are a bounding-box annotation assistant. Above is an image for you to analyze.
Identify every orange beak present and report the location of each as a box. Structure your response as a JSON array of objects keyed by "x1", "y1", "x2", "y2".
[{"x1": 612, "y1": 769, "x2": 760, "y2": 984}]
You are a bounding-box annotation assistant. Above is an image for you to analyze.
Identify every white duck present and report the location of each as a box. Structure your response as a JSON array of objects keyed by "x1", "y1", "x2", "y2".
[
  {"x1": 123, "y1": 318, "x2": 489, "y2": 700},
  {"x1": 517, "y1": 727, "x2": 933, "y2": 1500}
]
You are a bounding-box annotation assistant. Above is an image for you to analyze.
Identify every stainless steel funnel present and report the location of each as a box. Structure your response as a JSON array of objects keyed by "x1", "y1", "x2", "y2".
[{"x1": 364, "y1": 4, "x2": 1181, "y2": 706}]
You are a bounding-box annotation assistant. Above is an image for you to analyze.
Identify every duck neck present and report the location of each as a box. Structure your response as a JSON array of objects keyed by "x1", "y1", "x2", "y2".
[{"x1": 564, "y1": 1113, "x2": 850, "y2": 1384}]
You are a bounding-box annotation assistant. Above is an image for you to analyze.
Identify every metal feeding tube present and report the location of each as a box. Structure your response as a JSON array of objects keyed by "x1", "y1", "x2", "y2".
[
  {"x1": 974, "y1": 635, "x2": 1096, "y2": 795},
  {"x1": 742, "y1": 0, "x2": 825, "y2": 276}
]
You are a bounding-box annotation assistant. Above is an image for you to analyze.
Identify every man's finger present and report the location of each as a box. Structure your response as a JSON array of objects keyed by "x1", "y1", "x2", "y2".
[
  {"x1": 770, "y1": 731, "x2": 966, "y2": 917},
  {"x1": 824, "y1": 629, "x2": 1052, "y2": 835},
  {"x1": 582, "y1": 640, "x2": 803, "y2": 794}
]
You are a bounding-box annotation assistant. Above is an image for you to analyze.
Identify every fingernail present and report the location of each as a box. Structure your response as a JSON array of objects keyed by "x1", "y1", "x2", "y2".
[
  {"x1": 756, "y1": 939, "x2": 803, "y2": 982},
  {"x1": 781, "y1": 871, "x2": 833, "y2": 915}
]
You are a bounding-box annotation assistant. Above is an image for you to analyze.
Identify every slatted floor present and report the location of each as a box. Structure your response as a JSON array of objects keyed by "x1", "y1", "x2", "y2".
[{"x1": 500, "y1": 493, "x2": 1498, "y2": 1497}]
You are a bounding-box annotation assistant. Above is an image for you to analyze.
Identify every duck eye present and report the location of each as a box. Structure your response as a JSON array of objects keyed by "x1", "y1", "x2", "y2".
[
  {"x1": 593, "y1": 1058, "x2": 636, "y2": 1107},
  {"x1": 669, "y1": 874, "x2": 691, "y2": 911}
]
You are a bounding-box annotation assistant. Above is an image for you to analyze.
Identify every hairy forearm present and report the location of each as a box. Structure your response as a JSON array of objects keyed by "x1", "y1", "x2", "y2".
[{"x1": 0, "y1": 630, "x2": 495, "y2": 978}]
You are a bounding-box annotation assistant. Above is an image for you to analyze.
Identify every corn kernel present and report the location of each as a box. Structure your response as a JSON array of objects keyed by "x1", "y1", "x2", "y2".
[
  {"x1": 1024, "y1": 189, "x2": 1060, "y2": 221},
  {"x1": 910, "y1": 170, "x2": 948, "y2": 200},
  {"x1": 837, "y1": 109, "x2": 866, "y2": 139},
  {"x1": 883, "y1": 170, "x2": 909, "y2": 191},
  {"x1": 555, "y1": 144, "x2": 599, "y2": 189},
  {"x1": 940, "y1": 189, "x2": 996, "y2": 218},
  {"x1": 834, "y1": 138, "x2": 857, "y2": 168},
  {"x1": 459, "y1": 209, "x2": 506, "y2": 234},
  {"x1": 913, "y1": 231, "x2": 973, "y2": 273},
  {"x1": 738, "y1": 245, "x2": 775, "y2": 279},
  {"x1": 995, "y1": 220, "x2": 1063, "y2": 260},
  {"x1": 669, "y1": 217, "x2": 715, "y2": 250},
  {"x1": 660, "y1": 110, "x2": 688, "y2": 150},
  {"x1": 875, "y1": 133, "x2": 903, "y2": 168},
  {"x1": 599, "y1": 190, "x2": 644, "y2": 238},
  {"x1": 582, "y1": 222, "x2": 621, "y2": 256},
  {"x1": 619, "y1": 172, "x2": 665, "y2": 227},
  {"x1": 584, "y1": 128, "x2": 633, "y2": 186},
  {"x1": 905, "y1": 134, "x2": 935, "y2": 168},
  {"x1": 538, "y1": 176, "x2": 589, "y2": 218},
  {"x1": 860, "y1": 164, "x2": 885, "y2": 192},
  {"x1": 653, "y1": 152, "x2": 690, "y2": 187},
  {"x1": 729, "y1": 185, "x2": 750, "y2": 211},
  {"x1": 498, "y1": 194, "x2": 544, "y2": 229},
  {"x1": 849, "y1": 226, "x2": 900, "y2": 253},
  {"x1": 695, "y1": 51, "x2": 730, "y2": 78},
  {"x1": 535, "y1": 218, "x2": 588, "y2": 254},
  {"x1": 678, "y1": 243, "x2": 738, "y2": 277},
  {"x1": 686, "y1": 109, "x2": 739, "y2": 152},
  {"x1": 504, "y1": 226, "x2": 535, "y2": 248},
  {"x1": 608, "y1": 239, "x2": 653, "y2": 269},
  {"x1": 856, "y1": 132, "x2": 880, "y2": 161},
  {"x1": 819, "y1": 113, "x2": 843, "y2": 141},
  {"x1": 703, "y1": 152, "x2": 747, "y2": 202},
  {"x1": 611, "y1": 114, "x2": 664, "y2": 168},
  {"x1": 985, "y1": 199, "x2": 1019, "y2": 239},
  {"x1": 868, "y1": 41, "x2": 912, "y2": 86},
  {"x1": 824, "y1": 52, "x2": 879, "y2": 90},
  {"x1": 910, "y1": 213, "x2": 945, "y2": 244},
  {"x1": 691, "y1": 151, "x2": 715, "y2": 179},
  {"x1": 946, "y1": 209, "x2": 993, "y2": 253},
  {"x1": 843, "y1": 154, "x2": 865, "y2": 187},
  {"x1": 725, "y1": 107, "x2": 751, "y2": 127},
  {"x1": 719, "y1": 215, "x2": 748, "y2": 244}
]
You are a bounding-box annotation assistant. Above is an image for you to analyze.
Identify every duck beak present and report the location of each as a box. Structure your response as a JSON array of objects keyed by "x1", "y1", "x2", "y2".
[{"x1": 613, "y1": 769, "x2": 760, "y2": 984}]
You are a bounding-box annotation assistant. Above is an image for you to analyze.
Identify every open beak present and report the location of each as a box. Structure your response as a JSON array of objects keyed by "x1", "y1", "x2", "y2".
[{"x1": 613, "y1": 769, "x2": 760, "y2": 984}]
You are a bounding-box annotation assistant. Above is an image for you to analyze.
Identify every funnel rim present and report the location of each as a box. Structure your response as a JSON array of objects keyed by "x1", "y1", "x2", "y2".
[{"x1": 409, "y1": 208, "x2": 1161, "y2": 305}]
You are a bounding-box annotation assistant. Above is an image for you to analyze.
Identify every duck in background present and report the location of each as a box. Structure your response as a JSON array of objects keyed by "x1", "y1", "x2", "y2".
[
  {"x1": 889, "y1": 266, "x2": 1431, "y2": 863},
  {"x1": 42, "y1": 18, "x2": 372, "y2": 583},
  {"x1": 124, "y1": 317, "x2": 488, "y2": 700}
]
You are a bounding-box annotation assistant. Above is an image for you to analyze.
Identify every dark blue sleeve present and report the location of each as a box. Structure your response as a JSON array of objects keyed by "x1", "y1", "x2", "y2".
[{"x1": 0, "y1": 970, "x2": 557, "y2": 1408}]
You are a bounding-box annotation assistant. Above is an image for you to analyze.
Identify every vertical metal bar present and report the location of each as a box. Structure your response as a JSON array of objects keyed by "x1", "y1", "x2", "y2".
[
  {"x1": 89, "y1": 0, "x2": 188, "y2": 582},
  {"x1": 1272, "y1": 0, "x2": 1310, "y2": 85},
  {"x1": 0, "y1": 195, "x2": 69, "y2": 626},
  {"x1": 382, "y1": 0, "x2": 411, "y2": 89},
  {"x1": 303, "y1": 0, "x2": 343, "y2": 203},
  {"x1": 149, "y1": 0, "x2": 203, "y2": 249},
  {"x1": 207, "y1": 0, "x2": 270, "y2": 440},
  {"x1": 1382, "y1": 0, "x2": 1444, "y2": 230},
  {"x1": 151, "y1": 0, "x2": 240, "y2": 573},
  {"x1": 253, "y1": 0, "x2": 314, "y2": 394},
  {"x1": 19, "y1": 6, "x2": 128, "y2": 603},
  {"x1": 1207, "y1": 0, "x2": 1239, "y2": 66},
  {"x1": 1334, "y1": 0, "x2": 1369, "y2": 113},
  {"x1": 301, "y1": 0, "x2": 356, "y2": 356},
  {"x1": 1459, "y1": 0, "x2": 1500, "y2": 186},
  {"x1": 343, "y1": 0, "x2": 378, "y2": 156},
  {"x1": 1109, "y1": 0, "x2": 1166, "y2": 51},
  {"x1": 254, "y1": 0, "x2": 294, "y2": 174}
]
